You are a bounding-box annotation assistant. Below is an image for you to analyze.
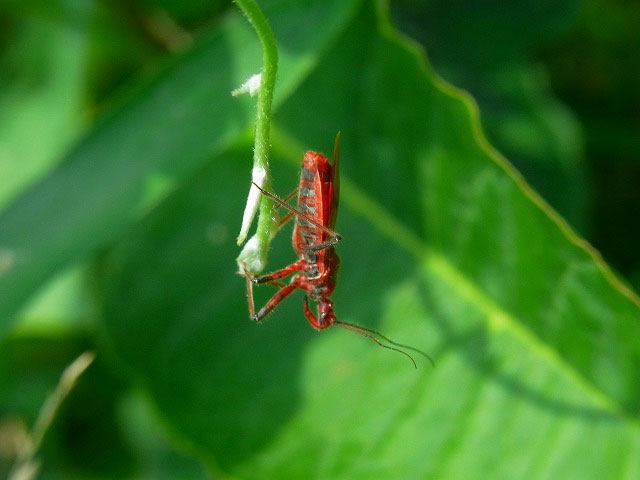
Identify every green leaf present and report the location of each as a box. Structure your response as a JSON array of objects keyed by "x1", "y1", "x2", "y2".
[
  {"x1": 95, "y1": 1, "x2": 640, "y2": 478},
  {"x1": 3, "y1": 0, "x2": 640, "y2": 478},
  {"x1": 0, "y1": 2, "x2": 90, "y2": 210},
  {"x1": 391, "y1": 0, "x2": 588, "y2": 230}
]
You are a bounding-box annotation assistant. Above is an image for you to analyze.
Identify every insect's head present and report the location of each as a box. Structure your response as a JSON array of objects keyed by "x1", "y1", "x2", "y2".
[
  {"x1": 303, "y1": 296, "x2": 335, "y2": 330},
  {"x1": 318, "y1": 299, "x2": 336, "y2": 327}
]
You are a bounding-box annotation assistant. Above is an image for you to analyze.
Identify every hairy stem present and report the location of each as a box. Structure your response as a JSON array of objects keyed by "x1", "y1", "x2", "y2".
[{"x1": 234, "y1": 0, "x2": 279, "y2": 273}]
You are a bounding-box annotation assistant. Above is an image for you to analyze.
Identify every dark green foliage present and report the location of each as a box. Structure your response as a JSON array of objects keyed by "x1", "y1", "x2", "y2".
[{"x1": 0, "y1": 1, "x2": 638, "y2": 478}]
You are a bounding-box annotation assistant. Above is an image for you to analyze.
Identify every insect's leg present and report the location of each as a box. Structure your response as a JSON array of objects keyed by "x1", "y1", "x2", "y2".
[
  {"x1": 301, "y1": 235, "x2": 341, "y2": 252},
  {"x1": 302, "y1": 296, "x2": 321, "y2": 330},
  {"x1": 281, "y1": 186, "x2": 298, "y2": 203},
  {"x1": 276, "y1": 187, "x2": 299, "y2": 229},
  {"x1": 251, "y1": 281, "x2": 300, "y2": 322},
  {"x1": 245, "y1": 268, "x2": 257, "y2": 318},
  {"x1": 242, "y1": 261, "x2": 303, "y2": 320},
  {"x1": 278, "y1": 210, "x2": 295, "y2": 229},
  {"x1": 247, "y1": 259, "x2": 305, "y2": 285}
]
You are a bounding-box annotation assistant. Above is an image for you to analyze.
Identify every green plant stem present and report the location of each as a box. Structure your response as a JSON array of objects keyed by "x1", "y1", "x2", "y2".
[
  {"x1": 234, "y1": 0, "x2": 279, "y2": 272},
  {"x1": 236, "y1": 0, "x2": 278, "y2": 176}
]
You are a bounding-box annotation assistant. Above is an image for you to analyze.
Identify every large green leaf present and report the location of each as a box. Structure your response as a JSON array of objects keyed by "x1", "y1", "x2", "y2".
[
  {"x1": 391, "y1": 0, "x2": 587, "y2": 230},
  {"x1": 2, "y1": 0, "x2": 639, "y2": 477},
  {"x1": 92, "y1": 1, "x2": 640, "y2": 478}
]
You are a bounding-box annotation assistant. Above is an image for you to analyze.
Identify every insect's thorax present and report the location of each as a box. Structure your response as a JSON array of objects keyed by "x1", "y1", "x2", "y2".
[{"x1": 300, "y1": 246, "x2": 339, "y2": 302}]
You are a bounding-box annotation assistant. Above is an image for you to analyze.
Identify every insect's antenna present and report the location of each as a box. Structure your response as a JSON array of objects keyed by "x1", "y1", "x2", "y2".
[
  {"x1": 334, "y1": 320, "x2": 435, "y2": 368},
  {"x1": 335, "y1": 321, "x2": 417, "y2": 368}
]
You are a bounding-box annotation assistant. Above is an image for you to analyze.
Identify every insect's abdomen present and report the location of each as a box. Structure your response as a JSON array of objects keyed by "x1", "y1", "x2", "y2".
[{"x1": 293, "y1": 151, "x2": 330, "y2": 254}]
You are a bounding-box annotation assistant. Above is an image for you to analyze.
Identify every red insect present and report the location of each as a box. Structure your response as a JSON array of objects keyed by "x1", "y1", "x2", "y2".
[{"x1": 243, "y1": 134, "x2": 432, "y2": 368}]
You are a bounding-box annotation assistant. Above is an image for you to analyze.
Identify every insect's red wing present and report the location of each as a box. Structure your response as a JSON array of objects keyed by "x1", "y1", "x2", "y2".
[{"x1": 328, "y1": 132, "x2": 341, "y2": 229}]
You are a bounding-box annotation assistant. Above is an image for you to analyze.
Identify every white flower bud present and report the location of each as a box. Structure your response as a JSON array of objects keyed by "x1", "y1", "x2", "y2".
[{"x1": 231, "y1": 73, "x2": 262, "y2": 97}]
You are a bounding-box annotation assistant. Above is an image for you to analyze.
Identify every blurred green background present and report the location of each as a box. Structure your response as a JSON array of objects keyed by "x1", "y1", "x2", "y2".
[{"x1": 1, "y1": 0, "x2": 639, "y2": 479}]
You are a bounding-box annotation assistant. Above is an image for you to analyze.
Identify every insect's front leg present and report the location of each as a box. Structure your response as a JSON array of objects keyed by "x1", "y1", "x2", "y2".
[
  {"x1": 246, "y1": 259, "x2": 306, "y2": 285},
  {"x1": 242, "y1": 261, "x2": 305, "y2": 322}
]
